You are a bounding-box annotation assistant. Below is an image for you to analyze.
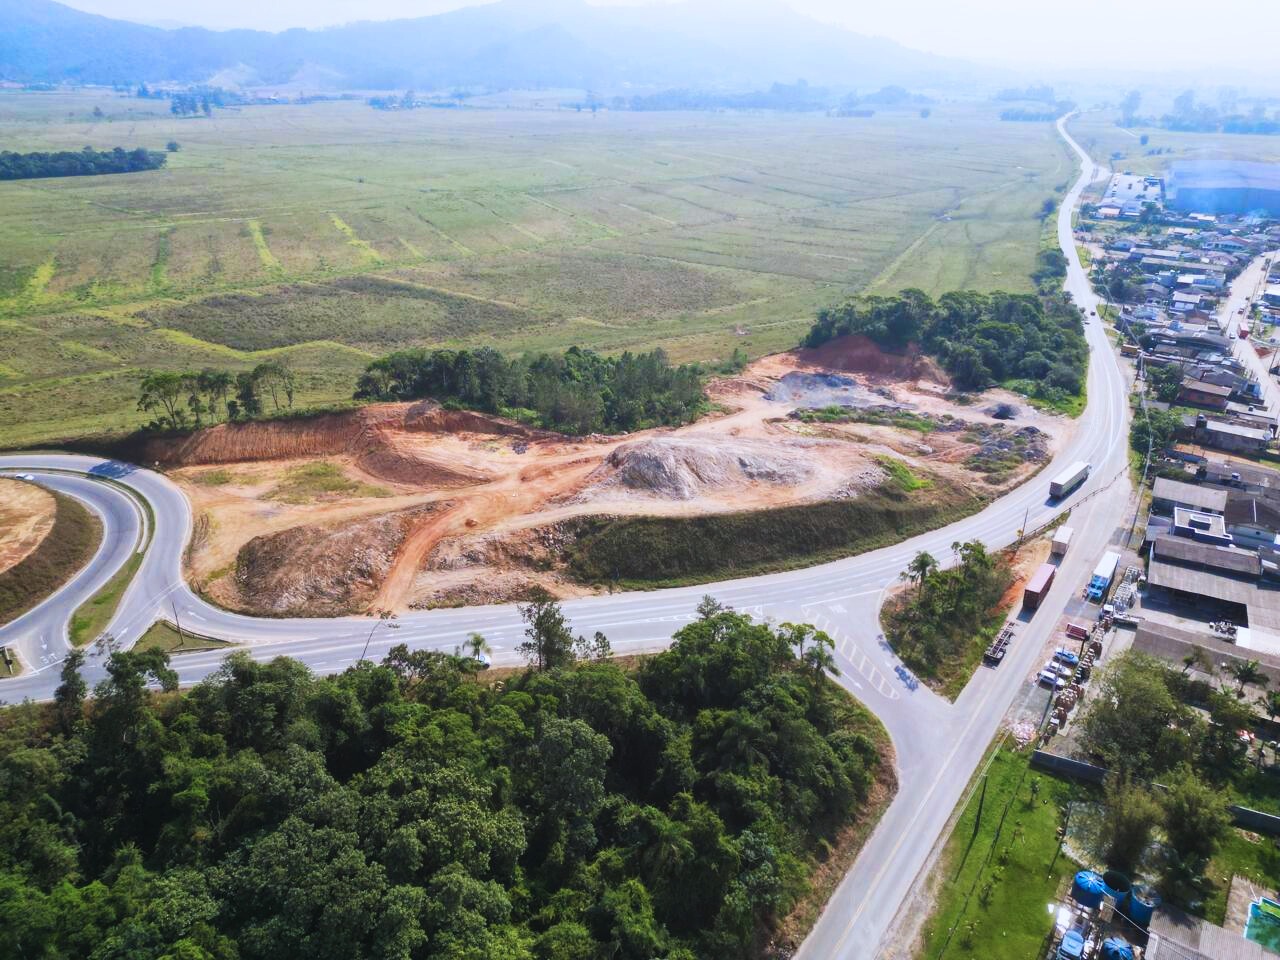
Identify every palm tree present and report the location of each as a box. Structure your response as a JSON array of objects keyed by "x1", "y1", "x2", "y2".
[
  {"x1": 1260, "y1": 689, "x2": 1280, "y2": 724},
  {"x1": 1230, "y1": 659, "x2": 1269, "y2": 695},
  {"x1": 904, "y1": 550, "x2": 938, "y2": 598},
  {"x1": 802, "y1": 640, "x2": 837, "y2": 682},
  {"x1": 1182, "y1": 644, "x2": 1211, "y2": 676},
  {"x1": 465, "y1": 632, "x2": 491, "y2": 661}
]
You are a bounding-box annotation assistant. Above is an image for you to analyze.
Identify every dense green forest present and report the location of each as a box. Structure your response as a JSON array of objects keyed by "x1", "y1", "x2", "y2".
[
  {"x1": 0, "y1": 146, "x2": 166, "y2": 180},
  {"x1": 0, "y1": 605, "x2": 888, "y2": 960},
  {"x1": 355, "y1": 347, "x2": 707, "y2": 435},
  {"x1": 801, "y1": 288, "x2": 1087, "y2": 402}
]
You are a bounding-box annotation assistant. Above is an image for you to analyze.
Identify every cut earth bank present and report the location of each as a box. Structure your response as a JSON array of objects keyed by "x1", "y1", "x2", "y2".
[
  {"x1": 151, "y1": 337, "x2": 1074, "y2": 617},
  {"x1": 0, "y1": 478, "x2": 56, "y2": 576}
]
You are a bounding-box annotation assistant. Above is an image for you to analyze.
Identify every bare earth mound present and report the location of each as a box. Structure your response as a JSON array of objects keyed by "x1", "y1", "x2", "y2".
[
  {"x1": 234, "y1": 503, "x2": 442, "y2": 616},
  {"x1": 591, "y1": 437, "x2": 817, "y2": 500},
  {"x1": 0, "y1": 479, "x2": 57, "y2": 576},
  {"x1": 140, "y1": 401, "x2": 541, "y2": 487}
]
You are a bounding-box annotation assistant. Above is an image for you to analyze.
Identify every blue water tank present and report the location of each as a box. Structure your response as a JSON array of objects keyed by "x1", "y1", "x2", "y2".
[
  {"x1": 1102, "y1": 937, "x2": 1135, "y2": 960},
  {"x1": 1124, "y1": 886, "x2": 1161, "y2": 927},
  {"x1": 1057, "y1": 929, "x2": 1086, "y2": 959},
  {"x1": 1072, "y1": 870, "x2": 1106, "y2": 908},
  {"x1": 1102, "y1": 869, "x2": 1131, "y2": 900}
]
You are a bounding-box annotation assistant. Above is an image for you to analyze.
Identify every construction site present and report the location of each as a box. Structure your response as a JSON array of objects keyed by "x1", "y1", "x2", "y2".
[{"x1": 130, "y1": 337, "x2": 1072, "y2": 616}]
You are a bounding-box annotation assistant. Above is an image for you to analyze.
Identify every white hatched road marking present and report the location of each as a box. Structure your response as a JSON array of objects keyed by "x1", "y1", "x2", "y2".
[{"x1": 805, "y1": 609, "x2": 900, "y2": 700}]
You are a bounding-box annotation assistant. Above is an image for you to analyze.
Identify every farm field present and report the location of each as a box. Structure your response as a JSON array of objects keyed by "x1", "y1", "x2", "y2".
[{"x1": 0, "y1": 90, "x2": 1073, "y2": 447}]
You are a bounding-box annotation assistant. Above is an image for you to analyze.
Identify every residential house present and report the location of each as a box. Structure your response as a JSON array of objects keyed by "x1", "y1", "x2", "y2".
[
  {"x1": 1193, "y1": 414, "x2": 1270, "y2": 454},
  {"x1": 1172, "y1": 291, "x2": 1204, "y2": 313},
  {"x1": 1225, "y1": 491, "x2": 1280, "y2": 550},
  {"x1": 1151, "y1": 476, "x2": 1228, "y2": 515},
  {"x1": 1199, "y1": 459, "x2": 1280, "y2": 493}
]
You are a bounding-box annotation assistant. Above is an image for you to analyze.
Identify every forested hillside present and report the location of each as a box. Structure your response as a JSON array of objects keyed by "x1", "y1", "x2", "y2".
[
  {"x1": 0, "y1": 606, "x2": 890, "y2": 959},
  {"x1": 802, "y1": 288, "x2": 1087, "y2": 405}
]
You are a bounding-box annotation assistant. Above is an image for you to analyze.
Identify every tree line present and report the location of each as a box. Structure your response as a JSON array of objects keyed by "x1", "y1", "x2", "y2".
[
  {"x1": 0, "y1": 146, "x2": 166, "y2": 181},
  {"x1": 355, "y1": 346, "x2": 707, "y2": 435},
  {"x1": 137, "y1": 362, "x2": 297, "y2": 431},
  {"x1": 801, "y1": 288, "x2": 1088, "y2": 398},
  {"x1": 0, "y1": 598, "x2": 885, "y2": 959}
]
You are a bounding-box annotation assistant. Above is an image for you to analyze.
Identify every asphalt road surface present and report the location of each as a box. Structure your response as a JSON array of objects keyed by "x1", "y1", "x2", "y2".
[
  {"x1": 0, "y1": 114, "x2": 1134, "y2": 958},
  {"x1": 1220, "y1": 248, "x2": 1280, "y2": 413}
]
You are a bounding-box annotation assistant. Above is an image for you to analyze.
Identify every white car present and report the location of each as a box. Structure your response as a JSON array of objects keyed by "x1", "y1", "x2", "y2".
[{"x1": 16, "y1": 473, "x2": 35, "y2": 481}]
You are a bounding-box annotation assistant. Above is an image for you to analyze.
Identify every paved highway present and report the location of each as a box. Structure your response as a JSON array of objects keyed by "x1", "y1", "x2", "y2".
[{"x1": 0, "y1": 115, "x2": 1134, "y2": 956}]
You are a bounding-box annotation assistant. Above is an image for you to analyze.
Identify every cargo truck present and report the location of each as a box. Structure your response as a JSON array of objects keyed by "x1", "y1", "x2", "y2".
[
  {"x1": 1049, "y1": 461, "x2": 1090, "y2": 500},
  {"x1": 1086, "y1": 551, "x2": 1121, "y2": 602},
  {"x1": 1052, "y1": 526, "x2": 1074, "y2": 557},
  {"x1": 1024, "y1": 562, "x2": 1056, "y2": 610}
]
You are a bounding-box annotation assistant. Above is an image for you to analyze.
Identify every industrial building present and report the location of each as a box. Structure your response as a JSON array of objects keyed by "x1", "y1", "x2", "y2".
[{"x1": 1167, "y1": 161, "x2": 1280, "y2": 216}]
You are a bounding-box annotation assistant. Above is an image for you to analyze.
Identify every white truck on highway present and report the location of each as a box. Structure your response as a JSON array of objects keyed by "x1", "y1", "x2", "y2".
[
  {"x1": 1051, "y1": 526, "x2": 1074, "y2": 557},
  {"x1": 1050, "y1": 461, "x2": 1090, "y2": 500}
]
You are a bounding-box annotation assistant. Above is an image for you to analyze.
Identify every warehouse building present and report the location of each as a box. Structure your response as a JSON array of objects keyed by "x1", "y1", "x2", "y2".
[{"x1": 1167, "y1": 161, "x2": 1280, "y2": 216}]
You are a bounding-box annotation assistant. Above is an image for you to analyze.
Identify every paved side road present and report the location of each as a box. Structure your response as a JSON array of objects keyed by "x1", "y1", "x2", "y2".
[
  {"x1": 1219, "y1": 249, "x2": 1280, "y2": 413},
  {"x1": 0, "y1": 112, "x2": 1134, "y2": 960}
]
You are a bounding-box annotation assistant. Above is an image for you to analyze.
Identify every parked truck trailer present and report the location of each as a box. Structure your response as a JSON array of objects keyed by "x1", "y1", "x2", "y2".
[
  {"x1": 1050, "y1": 461, "x2": 1090, "y2": 500},
  {"x1": 1052, "y1": 526, "x2": 1074, "y2": 557},
  {"x1": 1024, "y1": 562, "x2": 1056, "y2": 611}
]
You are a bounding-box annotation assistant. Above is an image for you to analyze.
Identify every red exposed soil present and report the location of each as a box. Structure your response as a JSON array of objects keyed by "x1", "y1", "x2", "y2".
[
  {"x1": 140, "y1": 401, "x2": 546, "y2": 486},
  {"x1": 0, "y1": 479, "x2": 56, "y2": 576},
  {"x1": 234, "y1": 503, "x2": 443, "y2": 616},
  {"x1": 798, "y1": 335, "x2": 950, "y2": 386}
]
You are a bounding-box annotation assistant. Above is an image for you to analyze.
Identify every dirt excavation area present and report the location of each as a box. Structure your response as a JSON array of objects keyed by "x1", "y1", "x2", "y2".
[
  {"x1": 156, "y1": 336, "x2": 1075, "y2": 617},
  {"x1": 0, "y1": 478, "x2": 56, "y2": 576}
]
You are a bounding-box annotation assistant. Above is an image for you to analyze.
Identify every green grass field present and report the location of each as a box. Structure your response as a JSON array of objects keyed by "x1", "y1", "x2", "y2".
[
  {"x1": 919, "y1": 748, "x2": 1081, "y2": 960},
  {"x1": 0, "y1": 90, "x2": 1073, "y2": 447}
]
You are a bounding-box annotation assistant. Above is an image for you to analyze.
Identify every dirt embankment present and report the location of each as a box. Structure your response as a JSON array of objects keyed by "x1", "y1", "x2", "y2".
[
  {"x1": 798, "y1": 335, "x2": 951, "y2": 386},
  {"x1": 0, "y1": 479, "x2": 56, "y2": 576},
  {"x1": 233, "y1": 503, "x2": 444, "y2": 617},
  {"x1": 140, "y1": 401, "x2": 546, "y2": 487},
  {"x1": 0, "y1": 488, "x2": 101, "y2": 627}
]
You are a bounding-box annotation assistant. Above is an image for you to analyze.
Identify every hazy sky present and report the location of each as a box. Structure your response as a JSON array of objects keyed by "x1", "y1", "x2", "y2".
[{"x1": 61, "y1": 0, "x2": 1279, "y2": 72}]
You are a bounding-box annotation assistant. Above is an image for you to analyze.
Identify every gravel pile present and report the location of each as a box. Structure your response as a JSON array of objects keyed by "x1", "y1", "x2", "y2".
[
  {"x1": 764, "y1": 371, "x2": 901, "y2": 410},
  {"x1": 597, "y1": 437, "x2": 815, "y2": 500}
]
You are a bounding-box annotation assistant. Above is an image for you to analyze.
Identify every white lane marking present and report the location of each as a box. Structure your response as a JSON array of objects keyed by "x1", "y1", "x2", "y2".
[{"x1": 806, "y1": 611, "x2": 899, "y2": 701}]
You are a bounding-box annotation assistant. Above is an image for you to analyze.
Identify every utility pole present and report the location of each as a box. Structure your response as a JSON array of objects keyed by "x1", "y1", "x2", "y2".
[{"x1": 171, "y1": 600, "x2": 186, "y2": 649}]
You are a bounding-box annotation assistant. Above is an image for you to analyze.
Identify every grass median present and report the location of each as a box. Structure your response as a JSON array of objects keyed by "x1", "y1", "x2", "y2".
[
  {"x1": 133, "y1": 620, "x2": 233, "y2": 655},
  {"x1": 68, "y1": 551, "x2": 143, "y2": 646}
]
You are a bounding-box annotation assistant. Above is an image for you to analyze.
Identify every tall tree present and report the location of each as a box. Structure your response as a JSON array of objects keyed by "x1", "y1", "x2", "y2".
[{"x1": 517, "y1": 589, "x2": 577, "y2": 671}]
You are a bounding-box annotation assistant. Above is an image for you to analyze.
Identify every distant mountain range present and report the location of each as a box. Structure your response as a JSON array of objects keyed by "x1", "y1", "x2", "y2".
[{"x1": 0, "y1": 0, "x2": 981, "y2": 92}]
